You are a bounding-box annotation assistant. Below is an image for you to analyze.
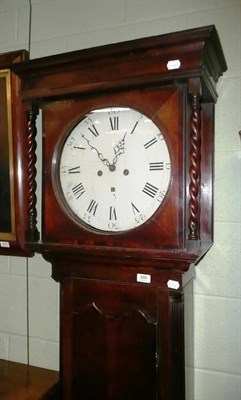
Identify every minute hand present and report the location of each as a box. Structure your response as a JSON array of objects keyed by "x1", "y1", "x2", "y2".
[{"x1": 81, "y1": 134, "x2": 111, "y2": 167}]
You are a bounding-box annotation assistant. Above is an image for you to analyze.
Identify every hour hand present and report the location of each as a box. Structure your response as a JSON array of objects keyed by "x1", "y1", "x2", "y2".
[{"x1": 112, "y1": 132, "x2": 127, "y2": 165}]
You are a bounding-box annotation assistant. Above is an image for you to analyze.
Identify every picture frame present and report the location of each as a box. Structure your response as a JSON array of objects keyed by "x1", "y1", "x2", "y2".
[
  {"x1": 0, "y1": 49, "x2": 32, "y2": 256},
  {"x1": 0, "y1": 69, "x2": 14, "y2": 240}
]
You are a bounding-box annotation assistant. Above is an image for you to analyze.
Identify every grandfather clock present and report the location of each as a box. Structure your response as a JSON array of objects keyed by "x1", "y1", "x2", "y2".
[{"x1": 14, "y1": 26, "x2": 226, "y2": 399}]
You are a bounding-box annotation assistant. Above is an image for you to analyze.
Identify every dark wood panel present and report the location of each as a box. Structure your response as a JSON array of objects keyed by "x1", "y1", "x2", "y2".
[{"x1": 68, "y1": 280, "x2": 157, "y2": 400}]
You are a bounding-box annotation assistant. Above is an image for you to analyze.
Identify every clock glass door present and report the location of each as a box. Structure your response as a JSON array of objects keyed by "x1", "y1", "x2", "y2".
[{"x1": 54, "y1": 107, "x2": 171, "y2": 233}]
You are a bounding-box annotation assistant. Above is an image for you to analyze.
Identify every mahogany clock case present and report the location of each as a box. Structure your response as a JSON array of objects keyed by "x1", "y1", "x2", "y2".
[{"x1": 11, "y1": 25, "x2": 227, "y2": 400}]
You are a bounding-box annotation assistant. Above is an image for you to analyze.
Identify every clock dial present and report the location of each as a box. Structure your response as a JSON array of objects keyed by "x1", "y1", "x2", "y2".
[{"x1": 55, "y1": 107, "x2": 171, "y2": 233}]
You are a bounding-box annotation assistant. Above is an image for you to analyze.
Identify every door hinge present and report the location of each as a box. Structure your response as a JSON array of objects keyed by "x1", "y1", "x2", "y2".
[{"x1": 155, "y1": 352, "x2": 159, "y2": 368}]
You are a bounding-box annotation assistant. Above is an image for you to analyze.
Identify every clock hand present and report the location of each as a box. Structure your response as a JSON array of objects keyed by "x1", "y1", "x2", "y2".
[
  {"x1": 81, "y1": 134, "x2": 111, "y2": 167},
  {"x1": 112, "y1": 132, "x2": 127, "y2": 166}
]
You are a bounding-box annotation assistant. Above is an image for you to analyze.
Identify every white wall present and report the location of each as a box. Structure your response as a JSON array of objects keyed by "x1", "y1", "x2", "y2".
[{"x1": 0, "y1": 1, "x2": 240, "y2": 399}]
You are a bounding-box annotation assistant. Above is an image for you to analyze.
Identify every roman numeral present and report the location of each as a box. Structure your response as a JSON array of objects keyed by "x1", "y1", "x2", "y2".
[
  {"x1": 157, "y1": 132, "x2": 164, "y2": 140},
  {"x1": 68, "y1": 166, "x2": 81, "y2": 174},
  {"x1": 109, "y1": 206, "x2": 117, "y2": 220},
  {"x1": 149, "y1": 162, "x2": 164, "y2": 171},
  {"x1": 144, "y1": 137, "x2": 157, "y2": 149},
  {"x1": 130, "y1": 120, "x2": 139, "y2": 134},
  {"x1": 72, "y1": 182, "x2": 85, "y2": 199},
  {"x1": 131, "y1": 202, "x2": 140, "y2": 215},
  {"x1": 88, "y1": 124, "x2": 99, "y2": 137},
  {"x1": 142, "y1": 182, "x2": 159, "y2": 198},
  {"x1": 87, "y1": 200, "x2": 98, "y2": 215},
  {"x1": 109, "y1": 116, "x2": 119, "y2": 130}
]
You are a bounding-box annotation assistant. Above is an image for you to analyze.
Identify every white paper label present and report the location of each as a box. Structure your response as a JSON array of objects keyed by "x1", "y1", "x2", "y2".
[
  {"x1": 167, "y1": 279, "x2": 180, "y2": 290},
  {"x1": 137, "y1": 273, "x2": 151, "y2": 284},
  {"x1": 0, "y1": 241, "x2": 10, "y2": 248},
  {"x1": 167, "y1": 59, "x2": 181, "y2": 70}
]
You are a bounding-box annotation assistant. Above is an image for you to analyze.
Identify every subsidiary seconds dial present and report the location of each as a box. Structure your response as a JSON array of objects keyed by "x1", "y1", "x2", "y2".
[{"x1": 54, "y1": 107, "x2": 171, "y2": 233}]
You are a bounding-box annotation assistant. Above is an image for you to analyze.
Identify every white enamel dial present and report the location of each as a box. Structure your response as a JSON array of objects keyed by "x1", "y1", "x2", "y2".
[{"x1": 55, "y1": 107, "x2": 171, "y2": 233}]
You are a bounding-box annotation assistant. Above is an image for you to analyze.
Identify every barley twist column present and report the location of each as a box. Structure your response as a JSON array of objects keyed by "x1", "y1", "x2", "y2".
[
  {"x1": 188, "y1": 93, "x2": 201, "y2": 240},
  {"x1": 25, "y1": 106, "x2": 39, "y2": 242}
]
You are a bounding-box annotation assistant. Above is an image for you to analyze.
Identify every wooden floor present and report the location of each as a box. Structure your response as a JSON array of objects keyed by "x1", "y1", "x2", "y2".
[{"x1": 0, "y1": 359, "x2": 59, "y2": 400}]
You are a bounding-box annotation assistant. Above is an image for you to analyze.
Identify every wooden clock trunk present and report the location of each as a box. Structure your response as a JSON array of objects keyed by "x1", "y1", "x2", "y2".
[
  {"x1": 50, "y1": 256, "x2": 192, "y2": 400},
  {"x1": 13, "y1": 26, "x2": 226, "y2": 399}
]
